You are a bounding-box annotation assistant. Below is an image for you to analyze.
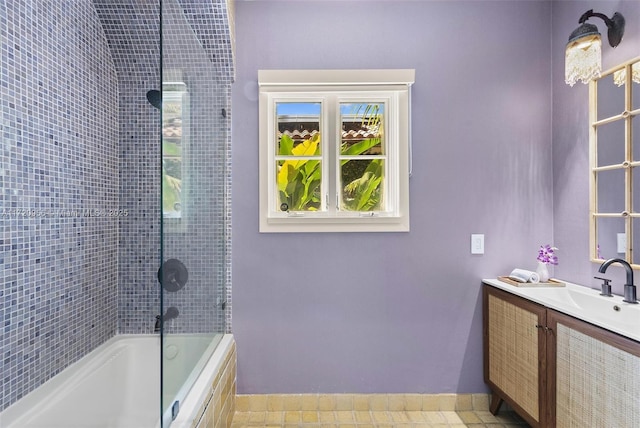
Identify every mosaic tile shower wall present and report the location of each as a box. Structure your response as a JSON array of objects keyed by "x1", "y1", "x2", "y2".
[
  {"x1": 1, "y1": 0, "x2": 232, "y2": 412},
  {"x1": 93, "y1": 0, "x2": 233, "y2": 335},
  {"x1": 160, "y1": 0, "x2": 233, "y2": 334},
  {"x1": 0, "y1": 0, "x2": 119, "y2": 410}
]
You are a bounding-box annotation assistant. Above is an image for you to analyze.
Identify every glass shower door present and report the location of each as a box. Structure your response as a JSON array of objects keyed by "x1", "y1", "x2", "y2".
[{"x1": 159, "y1": 0, "x2": 229, "y2": 425}]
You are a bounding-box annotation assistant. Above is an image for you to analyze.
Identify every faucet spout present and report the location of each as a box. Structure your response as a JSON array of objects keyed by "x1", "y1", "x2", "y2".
[
  {"x1": 153, "y1": 307, "x2": 180, "y2": 333},
  {"x1": 598, "y1": 258, "x2": 637, "y2": 303}
]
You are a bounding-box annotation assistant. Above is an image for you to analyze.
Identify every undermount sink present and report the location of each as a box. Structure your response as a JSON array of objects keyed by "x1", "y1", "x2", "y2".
[{"x1": 484, "y1": 279, "x2": 640, "y2": 341}]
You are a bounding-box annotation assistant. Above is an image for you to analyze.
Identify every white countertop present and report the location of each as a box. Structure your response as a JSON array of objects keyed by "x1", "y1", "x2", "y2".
[{"x1": 483, "y1": 278, "x2": 640, "y2": 342}]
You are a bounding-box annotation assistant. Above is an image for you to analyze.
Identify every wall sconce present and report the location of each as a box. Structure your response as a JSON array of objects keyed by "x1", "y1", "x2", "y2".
[{"x1": 565, "y1": 9, "x2": 625, "y2": 86}]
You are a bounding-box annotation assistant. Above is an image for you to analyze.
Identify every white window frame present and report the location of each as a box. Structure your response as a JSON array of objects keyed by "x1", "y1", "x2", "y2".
[{"x1": 258, "y1": 69, "x2": 414, "y2": 233}]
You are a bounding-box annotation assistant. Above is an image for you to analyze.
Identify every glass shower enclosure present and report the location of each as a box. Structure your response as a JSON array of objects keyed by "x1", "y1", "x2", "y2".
[{"x1": 158, "y1": 0, "x2": 232, "y2": 425}]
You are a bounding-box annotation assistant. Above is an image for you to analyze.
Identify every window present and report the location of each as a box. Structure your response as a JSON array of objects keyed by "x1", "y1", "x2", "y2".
[
  {"x1": 259, "y1": 69, "x2": 414, "y2": 233},
  {"x1": 162, "y1": 82, "x2": 188, "y2": 221}
]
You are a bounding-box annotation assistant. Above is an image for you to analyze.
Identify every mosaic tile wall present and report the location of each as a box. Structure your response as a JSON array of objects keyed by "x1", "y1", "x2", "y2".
[
  {"x1": 0, "y1": 0, "x2": 119, "y2": 410},
  {"x1": 92, "y1": 0, "x2": 233, "y2": 335},
  {"x1": 1, "y1": 0, "x2": 233, "y2": 412}
]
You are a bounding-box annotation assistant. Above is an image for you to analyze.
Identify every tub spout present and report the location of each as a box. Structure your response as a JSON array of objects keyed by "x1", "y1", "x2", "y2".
[
  {"x1": 598, "y1": 258, "x2": 638, "y2": 304},
  {"x1": 154, "y1": 307, "x2": 180, "y2": 333}
]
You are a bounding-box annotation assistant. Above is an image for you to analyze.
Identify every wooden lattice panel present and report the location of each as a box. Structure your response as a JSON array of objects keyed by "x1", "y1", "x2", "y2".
[
  {"x1": 488, "y1": 294, "x2": 539, "y2": 421},
  {"x1": 556, "y1": 324, "x2": 640, "y2": 427}
]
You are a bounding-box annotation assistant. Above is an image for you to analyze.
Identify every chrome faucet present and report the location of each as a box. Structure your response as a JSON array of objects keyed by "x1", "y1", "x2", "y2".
[{"x1": 598, "y1": 258, "x2": 638, "y2": 304}]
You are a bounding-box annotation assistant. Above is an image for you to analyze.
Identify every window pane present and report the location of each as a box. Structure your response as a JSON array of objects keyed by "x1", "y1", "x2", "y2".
[
  {"x1": 596, "y1": 217, "x2": 626, "y2": 260},
  {"x1": 341, "y1": 159, "x2": 384, "y2": 211},
  {"x1": 276, "y1": 159, "x2": 322, "y2": 212},
  {"x1": 597, "y1": 72, "x2": 625, "y2": 120},
  {"x1": 340, "y1": 103, "x2": 384, "y2": 155},
  {"x1": 596, "y1": 168, "x2": 625, "y2": 213},
  {"x1": 163, "y1": 94, "x2": 184, "y2": 218},
  {"x1": 596, "y1": 120, "x2": 625, "y2": 166},
  {"x1": 276, "y1": 102, "x2": 321, "y2": 155}
]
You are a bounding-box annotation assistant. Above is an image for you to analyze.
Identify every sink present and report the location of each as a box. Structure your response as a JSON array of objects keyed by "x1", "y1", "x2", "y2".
[
  {"x1": 566, "y1": 287, "x2": 640, "y2": 326},
  {"x1": 485, "y1": 279, "x2": 640, "y2": 341}
]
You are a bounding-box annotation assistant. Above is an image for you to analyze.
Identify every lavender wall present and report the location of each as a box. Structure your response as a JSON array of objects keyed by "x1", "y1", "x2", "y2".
[
  {"x1": 232, "y1": 0, "x2": 553, "y2": 394},
  {"x1": 553, "y1": 1, "x2": 640, "y2": 293}
]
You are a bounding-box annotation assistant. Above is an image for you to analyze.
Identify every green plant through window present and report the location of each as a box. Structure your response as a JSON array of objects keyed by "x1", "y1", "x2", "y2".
[
  {"x1": 340, "y1": 103, "x2": 384, "y2": 211},
  {"x1": 275, "y1": 102, "x2": 385, "y2": 213}
]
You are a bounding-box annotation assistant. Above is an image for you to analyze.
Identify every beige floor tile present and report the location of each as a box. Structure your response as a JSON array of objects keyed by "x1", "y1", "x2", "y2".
[
  {"x1": 302, "y1": 394, "x2": 319, "y2": 410},
  {"x1": 390, "y1": 411, "x2": 410, "y2": 423},
  {"x1": 318, "y1": 394, "x2": 337, "y2": 411},
  {"x1": 353, "y1": 395, "x2": 369, "y2": 411},
  {"x1": 335, "y1": 394, "x2": 354, "y2": 411},
  {"x1": 302, "y1": 410, "x2": 319, "y2": 422},
  {"x1": 406, "y1": 410, "x2": 427, "y2": 422},
  {"x1": 388, "y1": 395, "x2": 406, "y2": 411},
  {"x1": 476, "y1": 410, "x2": 502, "y2": 423},
  {"x1": 371, "y1": 411, "x2": 392, "y2": 423},
  {"x1": 284, "y1": 410, "x2": 301, "y2": 423},
  {"x1": 422, "y1": 395, "x2": 439, "y2": 411},
  {"x1": 247, "y1": 395, "x2": 268, "y2": 411},
  {"x1": 438, "y1": 393, "x2": 457, "y2": 411},
  {"x1": 335, "y1": 410, "x2": 355, "y2": 423},
  {"x1": 472, "y1": 393, "x2": 490, "y2": 411},
  {"x1": 405, "y1": 394, "x2": 423, "y2": 411},
  {"x1": 231, "y1": 412, "x2": 249, "y2": 423},
  {"x1": 235, "y1": 396, "x2": 250, "y2": 412},
  {"x1": 283, "y1": 394, "x2": 302, "y2": 411},
  {"x1": 455, "y1": 393, "x2": 474, "y2": 411},
  {"x1": 354, "y1": 410, "x2": 372, "y2": 423},
  {"x1": 424, "y1": 411, "x2": 448, "y2": 424},
  {"x1": 264, "y1": 411, "x2": 283, "y2": 424},
  {"x1": 247, "y1": 412, "x2": 265, "y2": 423},
  {"x1": 442, "y1": 410, "x2": 464, "y2": 423},
  {"x1": 368, "y1": 394, "x2": 388, "y2": 411},
  {"x1": 458, "y1": 410, "x2": 483, "y2": 424},
  {"x1": 319, "y1": 411, "x2": 337, "y2": 422},
  {"x1": 266, "y1": 394, "x2": 284, "y2": 411}
]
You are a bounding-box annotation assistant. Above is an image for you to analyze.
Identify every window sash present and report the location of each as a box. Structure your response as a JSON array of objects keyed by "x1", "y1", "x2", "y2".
[{"x1": 266, "y1": 92, "x2": 398, "y2": 218}]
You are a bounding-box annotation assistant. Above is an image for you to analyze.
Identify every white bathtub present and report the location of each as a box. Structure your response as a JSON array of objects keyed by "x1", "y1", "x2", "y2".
[{"x1": 0, "y1": 334, "x2": 233, "y2": 428}]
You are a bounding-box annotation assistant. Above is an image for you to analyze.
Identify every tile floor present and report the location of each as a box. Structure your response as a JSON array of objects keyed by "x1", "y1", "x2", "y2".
[{"x1": 230, "y1": 409, "x2": 530, "y2": 427}]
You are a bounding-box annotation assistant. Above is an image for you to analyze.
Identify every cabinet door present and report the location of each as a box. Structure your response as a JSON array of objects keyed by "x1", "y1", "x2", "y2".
[
  {"x1": 548, "y1": 310, "x2": 640, "y2": 428},
  {"x1": 483, "y1": 285, "x2": 547, "y2": 427}
]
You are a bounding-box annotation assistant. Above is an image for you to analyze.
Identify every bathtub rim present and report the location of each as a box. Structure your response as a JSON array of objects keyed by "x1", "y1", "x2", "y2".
[{"x1": 166, "y1": 334, "x2": 234, "y2": 428}]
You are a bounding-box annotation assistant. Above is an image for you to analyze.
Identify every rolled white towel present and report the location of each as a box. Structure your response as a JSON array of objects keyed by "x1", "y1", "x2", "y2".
[{"x1": 508, "y1": 268, "x2": 540, "y2": 283}]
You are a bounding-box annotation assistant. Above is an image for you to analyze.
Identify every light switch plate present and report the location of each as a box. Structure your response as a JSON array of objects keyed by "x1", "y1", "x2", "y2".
[
  {"x1": 471, "y1": 234, "x2": 484, "y2": 254},
  {"x1": 617, "y1": 233, "x2": 626, "y2": 253}
]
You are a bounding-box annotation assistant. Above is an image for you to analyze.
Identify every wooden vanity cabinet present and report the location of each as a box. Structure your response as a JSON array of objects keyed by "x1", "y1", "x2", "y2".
[
  {"x1": 483, "y1": 284, "x2": 549, "y2": 427},
  {"x1": 548, "y1": 310, "x2": 640, "y2": 427},
  {"x1": 484, "y1": 283, "x2": 640, "y2": 427}
]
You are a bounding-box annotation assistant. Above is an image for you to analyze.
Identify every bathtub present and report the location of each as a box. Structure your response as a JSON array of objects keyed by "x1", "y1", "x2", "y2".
[{"x1": 0, "y1": 334, "x2": 235, "y2": 428}]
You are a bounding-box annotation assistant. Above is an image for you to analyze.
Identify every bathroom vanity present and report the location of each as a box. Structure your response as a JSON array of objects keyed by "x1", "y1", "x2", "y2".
[{"x1": 482, "y1": 279, "x2": 640, "y2": 427}]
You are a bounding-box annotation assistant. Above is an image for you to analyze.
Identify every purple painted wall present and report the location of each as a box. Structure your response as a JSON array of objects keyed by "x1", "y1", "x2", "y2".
[
  {"x1": 232, "y1": 0, "x2": 553, "y2": 394},
  {"x1": 553, "y1": 1, "x2": 640, "y2": 293}
]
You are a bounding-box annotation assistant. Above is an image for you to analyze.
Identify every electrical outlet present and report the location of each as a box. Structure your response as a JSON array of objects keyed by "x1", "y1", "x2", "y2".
[{"x1": 471, "y1": 234, "x2": 484, "y2": 254}]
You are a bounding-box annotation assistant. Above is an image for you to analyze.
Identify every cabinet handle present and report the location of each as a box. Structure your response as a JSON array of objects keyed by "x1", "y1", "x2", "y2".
[{"x1": 535, "y1": 324, "x2": 552, "y2": 333}]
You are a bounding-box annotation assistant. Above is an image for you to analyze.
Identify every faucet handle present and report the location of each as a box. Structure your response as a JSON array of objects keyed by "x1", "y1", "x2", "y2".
[{"x1": 594, "y1": 276, "x2": 613, "y2": 297}]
